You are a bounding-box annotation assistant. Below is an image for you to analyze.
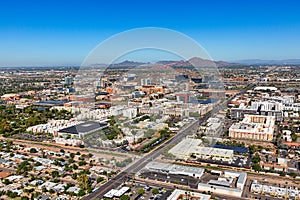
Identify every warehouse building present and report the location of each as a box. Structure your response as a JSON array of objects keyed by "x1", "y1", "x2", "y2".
[
  {"x1": 168, "y1": 138, "x2": 234, "y2": 162},
  {"x1": 197, "y1": 170, "x2": 247, "y2": 198},
  {"x1": 145, "y1": 161, "x2": 204, "y2": 178}
]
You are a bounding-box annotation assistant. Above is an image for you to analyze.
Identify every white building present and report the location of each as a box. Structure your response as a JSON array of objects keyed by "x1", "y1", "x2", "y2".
[
  {"x1": 262, "y1": 95, "x2": 294, "y2": 104},
  {"x1": 167, "y1": 189, "x2": 211, "y2": 200},
  {"x1": 110, "y1": 105, "x2": 127, "y2": 116},
  {"x1": 224, "y1": 171, "x2": 247, "y2": 190},
  {"x1": 198, "y1": 170, "x2": 247, "y2": 198},
  {"x1": 114, "y1": 187, "x2": 130, "y2": 198},
  {"x1": 254, "y1": 86, "x2": 278, "y2": 91},
  {"x1": 53, "y1": 184, "x2": 65, "y2": 193},
  {"x1": 141, "y1": 78, "x2": 151, "y2": 86},
  {"x1": 66, "y1": 186, "x2": 81, "y2": 194},
  {"x1": 251, "y1": 182, "x2": 300, "y2": 199},
  {"x1": 122, "y1": 107, "x2": 138, "y2": 119},
  {"x1": 169, "y1": 138, "x2": 234, "y2": 162},
  {"x1": 282, "y1": 130, "x2": 292, "y2": 142},
  {"x1": 39, "y1": 182, "x2": 57, "y2": 191},
  {"x1": 204, "y1": 117, "x2": 223, "y2": 136},
  {"x1": 104, "y1": 187, "x2": 130, "y2": 198},
  {"x1": 231, "y1": 101, "x2": 283, "y2": 121},
  {"x1": 145, "y1": 161, "x2": 204, "y2": 178}
]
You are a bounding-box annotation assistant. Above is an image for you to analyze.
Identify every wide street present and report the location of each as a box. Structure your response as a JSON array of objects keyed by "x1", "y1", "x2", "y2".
[
  {"x1": 84, "y1": 117, "x2": 200, "y2": 199},
  {"x1": 84, "y1": 84, "x2": 255, "y2": 199}
]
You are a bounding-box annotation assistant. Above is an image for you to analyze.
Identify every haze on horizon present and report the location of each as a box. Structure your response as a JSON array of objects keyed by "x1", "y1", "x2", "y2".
[{"x1": 1, "y1": 0, "x2": 300, "y2": 66}]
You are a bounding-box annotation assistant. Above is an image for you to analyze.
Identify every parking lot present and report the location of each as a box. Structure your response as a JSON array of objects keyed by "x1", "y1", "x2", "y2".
[
  {"x1": 131, "y1": 183, "x2": 172, "y2": 200},
  {"x1": 195, "y1": 154, "x2": 251, "y2": 168}
]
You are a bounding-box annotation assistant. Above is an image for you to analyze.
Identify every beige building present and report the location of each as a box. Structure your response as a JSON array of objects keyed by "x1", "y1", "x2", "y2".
[{"x1": 229, "y1": 115, "x2": 275, "y2": 141}]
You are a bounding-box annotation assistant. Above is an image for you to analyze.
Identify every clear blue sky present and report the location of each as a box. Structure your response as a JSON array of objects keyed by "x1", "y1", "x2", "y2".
[{"x1": 1, "y1": 0, "x2": 300, "y2": 66}]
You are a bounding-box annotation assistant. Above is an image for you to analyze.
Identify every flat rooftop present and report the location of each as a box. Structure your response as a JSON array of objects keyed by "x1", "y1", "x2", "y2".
[
  {"x1": 167, "y1": 189, "x2": 211, "y2": 200},
  {"x1": 58, "y1": 121, "x2": 107, "y2": 135},
  {"x1": 168, "y1": 138, "x2": 202, "y2": 156},
  {"x1": 146, "y1": 161, "x2": 204, "y2": 177},
  {"x1": 169, "y1": 138, "x2": 233, "y2": 158},
  {"x1": 229, "y1": 114, "x2": 275, "y2": 134}
]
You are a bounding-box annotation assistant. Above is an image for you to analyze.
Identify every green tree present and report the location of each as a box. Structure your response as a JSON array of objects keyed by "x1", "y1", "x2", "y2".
[
  {"x1": 78, "y1": 189, "x2": 86, "y2": 196},
  {"x1": 97, "y1": 177, "x2": 104, "y2": 183},
  {"x1": 280, "y1": 172, "x2": 286, "y2": 177},
  {"x1": 29, "y1": 148, "x2": 37, "y2": 153},
  {"x1": 248, "y1": 145, "x2": 257, "y2": 154},
  {"x1": 137, "y1": 188, "x2": 145, "y2": 195},
  {"x1": 51, "y1": 170, "x2": 60, "y2": 178},
  {"x1": 77, "y1": 173, "x2": 89, "y2": 190},
  {"x1": 291, "y1": 132, "x2": 297, "y2": 141},
  {"x1": 252, "y1": 155, "x2": 261, "y2": 164},
  {"x1": 252, "y1": 163, "x2": 261, "y2": 172},
  {"x1": 16, "y1": 160, "x2": 33, "y2": 175},
  {"x1": 78, "y1": 161, "x2": 87, "y2": 166},
  {"x1": 152, "y1": 188, "x2": 159, "y2": 195},
  {"x1": 72, "y1": 164, "x2": 78, "y2": 170},
  {"x1": 3, "y1": 179, "x2": 10, "y2": 185},
  {"x1": 6, "y1": 191, "x2": 18, "y2": 198},
  {"x1": 70, "y1": 153, "x2": 75, "y2": 159},
  {"x1": 289, "y1": 172, "x2": 297, "y2": 178},
  {"x1": 34, "y1": 161, "x2": 42, "y2": 167},
  {"x1": 120, "y1": 195, "x2": 130, "y2": 200},
  {"x1": 72, "y1": 172, "x2": 78, "y2": 180}
]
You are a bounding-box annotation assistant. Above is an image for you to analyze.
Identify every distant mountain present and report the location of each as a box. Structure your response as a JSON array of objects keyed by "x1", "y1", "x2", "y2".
[
  {"x1": 158, "y1": 57, "x2": 238, "y2": 68},
  {"x1": 188, "y1": 57, "x2": 234, "y2": 67},
  {"x1": 108, "y1": 60, "x2": 146, "y2": 68},
  {"x1": 156, "y1": 60, "x2": 177, "y2": 65},
  {"x1": 103, "y1": 57, "x2": 241, "y2": 69},
  {"x1": 235, "y1": 59, "x2": 300, "y2": 65},
  {"x1": 91, "y1": 63, "x2": 107, "y2": 68}
]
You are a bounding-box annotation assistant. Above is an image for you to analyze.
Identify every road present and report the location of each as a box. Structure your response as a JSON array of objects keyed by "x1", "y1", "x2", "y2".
[
  {"x1": 84, "y1": 83, "x2": 255, "y2": 200},
  {"x1": 84, "y1": 118, "x2": 200, "y2": 199}
]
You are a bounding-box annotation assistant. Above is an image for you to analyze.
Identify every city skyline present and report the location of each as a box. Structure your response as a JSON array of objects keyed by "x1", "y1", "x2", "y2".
[
  {"x1": 0, "y1": 1, "x2": 300, "y2": 198},
  {"x1": 1, "y1": 0, "x2": 300, "y2": 66}
]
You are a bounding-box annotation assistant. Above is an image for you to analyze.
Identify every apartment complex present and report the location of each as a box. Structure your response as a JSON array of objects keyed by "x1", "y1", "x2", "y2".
[
  {"x1": 229, "y1": 115, "x2": 275, "y2": 141},
  {"x1": 231, "y1": 101, "x2": 283, "y2": 122}
]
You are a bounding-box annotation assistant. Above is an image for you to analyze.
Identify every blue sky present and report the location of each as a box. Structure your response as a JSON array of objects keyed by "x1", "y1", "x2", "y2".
[{"x1": 1, "y1": 0, "x2": 300, "y2": 66}]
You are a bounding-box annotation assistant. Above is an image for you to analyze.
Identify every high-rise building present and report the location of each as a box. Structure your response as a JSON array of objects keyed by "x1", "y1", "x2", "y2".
[{"x1": 64, "y1": 76, "x2": 72, "y2": 85}]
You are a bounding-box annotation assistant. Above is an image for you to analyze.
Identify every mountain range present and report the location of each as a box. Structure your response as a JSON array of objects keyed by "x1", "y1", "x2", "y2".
[
  {"x1": 108, "y1": 57, "x2": 238, "y2": 69},
  {"x1": 107, "y1": 57, "x2": 300, "y2": 69},
  {"x1": 234, "y1": 59, "x2": 300, "y2": 65}
]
